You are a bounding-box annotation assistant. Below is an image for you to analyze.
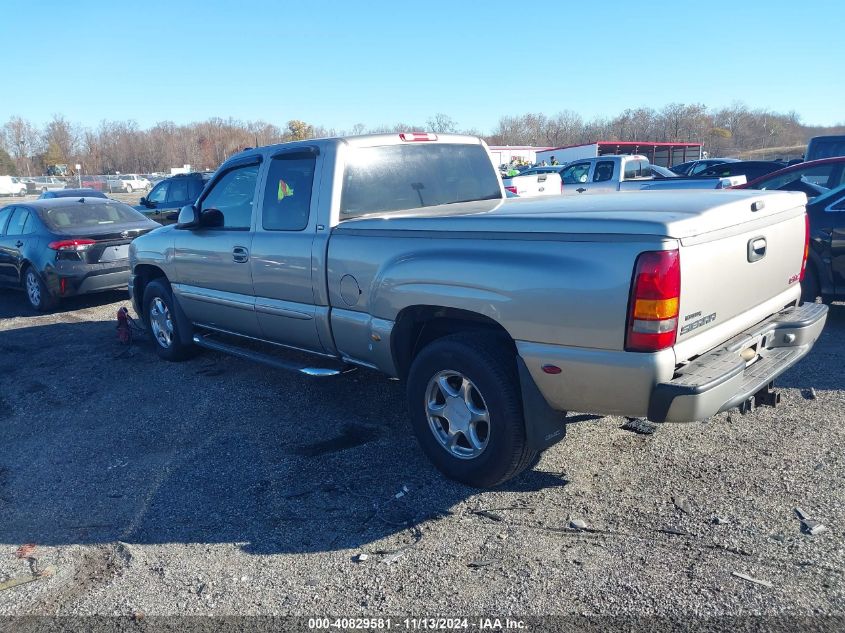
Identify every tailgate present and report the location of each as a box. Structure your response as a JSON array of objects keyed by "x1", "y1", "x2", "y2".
[
  {"x1": 505, "y1": 173, "x2": 561, "y2": 197},
  {"x1": 673, "y1": 200, "x2": 806, "y2": 362}
]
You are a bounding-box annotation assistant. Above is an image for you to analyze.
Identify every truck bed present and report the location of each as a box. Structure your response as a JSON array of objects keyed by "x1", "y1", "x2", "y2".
[{"x1": 337, "y1": 189, "x2": 805, "y2": 240}]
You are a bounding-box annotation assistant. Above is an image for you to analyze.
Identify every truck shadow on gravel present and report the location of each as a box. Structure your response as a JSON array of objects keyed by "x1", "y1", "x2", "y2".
[{"x1": 0, "y1": 319, "x2": 569, "y2": 556}]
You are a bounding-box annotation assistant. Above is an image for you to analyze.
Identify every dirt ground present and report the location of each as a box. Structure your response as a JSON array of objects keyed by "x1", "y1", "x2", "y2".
[{"x1": 0, "y1": 286, "x2": 843, "y2": 628}]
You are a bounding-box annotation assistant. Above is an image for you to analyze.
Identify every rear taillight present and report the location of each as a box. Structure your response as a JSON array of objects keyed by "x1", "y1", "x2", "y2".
[
  {"x1": 626, "y1": 250, "x2": 681, "y2": 352},
  {"x1": 800, "y1": 212, "x2": 810, "y2": 282},
  {"x1": 505, "y1": 186, "x2": 517, "y2": 194},
  {"x1": 399, "y1": 132, "x2": 437, "y2": 142},
  {"x1": 48, "y1": 239, "x2": 95, "y2": 251}
]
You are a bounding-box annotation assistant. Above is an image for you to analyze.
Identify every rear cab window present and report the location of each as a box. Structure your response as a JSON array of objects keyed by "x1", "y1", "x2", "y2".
[
  {"x1": 339, "y1": 143, "x2": 501, "y2": 220},
  {"x1": 622, "y1": 159, "x2": 650, "y2": 180}
]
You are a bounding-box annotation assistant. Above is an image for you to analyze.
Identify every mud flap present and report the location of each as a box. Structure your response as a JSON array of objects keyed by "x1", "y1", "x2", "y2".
[
  {"x1": 517, "y1": 357, "x2": 567, "y2": 451},
  {"x1": 170, "y1": 292, "x2": 194, "y2": 346}
]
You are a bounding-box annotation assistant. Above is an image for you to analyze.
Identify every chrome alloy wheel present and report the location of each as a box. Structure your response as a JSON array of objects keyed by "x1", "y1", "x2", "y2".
[
  {"x1": 424, "y1": 370, "x2": 491, "y2": 460},
  {"x1": 149, "y1": 297, "x2": 174, "y2": 348},
  {"x1": 25, "y1": 270, "x2": 41, "y2": 307}
]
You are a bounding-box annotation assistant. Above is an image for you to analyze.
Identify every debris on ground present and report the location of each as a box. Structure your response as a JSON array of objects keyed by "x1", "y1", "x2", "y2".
[
  {"x1": 802, "y1": 388, "x2": 818, "y2": 400},
  {"x1": 732, "y1": 571, "x2": 773, "y2": 588},
  {"x1": 380, "y1": 551, "x2": 404, "y2": 565},
  {"x1": 14, "y1": 543, "x2": 36, "y2": 559},
  {"x1": 353, "y1": 553, "x2": 369, "y2": 563},
  {"x1": 394, "y1": 485, "x2": 409, "y2": 499},
  {"x1": 467, "y1": 559, "x2": 500, "y2": 569},
  {"x1": 472, "y1": 509, "x2": 504, "y2": 522},
  {"x1": 620, "y1": 417, "x2": 657, "y2": 435},
  {"x1": 795, "y1": 507, "x2": 828, "y2": 536},
  {"x1": 659, "y1": 527, "x2": 688, "y2": 536},
  {"x1": 0, "y1": 566, "x2": 55, "y2": 593},
  {"x1": 569, "y1": 519, "x2": 588, "y2": 531},
  {"x1": 713, "y1": 516, "x2": 729, "y2": 525},
  {"x1": 673, "y1": 496, "x2": 692, "y2": 514}
]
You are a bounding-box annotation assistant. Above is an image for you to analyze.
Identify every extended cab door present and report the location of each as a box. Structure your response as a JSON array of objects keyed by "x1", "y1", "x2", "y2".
[
  {"x1": 250, "y1": 147, "x2": 327, "y2": 353},
  {"x1": 172, "y1": 158, "x2": 262, "y2": 337}
]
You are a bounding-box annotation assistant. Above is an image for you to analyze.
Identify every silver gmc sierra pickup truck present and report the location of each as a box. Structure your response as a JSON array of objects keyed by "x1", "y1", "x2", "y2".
[{"x1": 129, "y1": 133, "x2": 828, "y2": 487}]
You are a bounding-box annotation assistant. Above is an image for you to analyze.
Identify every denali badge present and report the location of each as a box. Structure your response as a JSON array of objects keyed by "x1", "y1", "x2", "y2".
[{"x1": 680, "y1": 312, "x2": 716, "y2": 336}]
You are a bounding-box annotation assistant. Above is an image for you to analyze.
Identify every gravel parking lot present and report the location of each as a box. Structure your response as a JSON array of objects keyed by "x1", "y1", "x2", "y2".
[{"x1": 0, "y1": 287, "x2": 843, "y2": 624}]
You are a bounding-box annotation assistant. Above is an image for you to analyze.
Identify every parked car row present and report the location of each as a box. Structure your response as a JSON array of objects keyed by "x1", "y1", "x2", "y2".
[{"x1": 0, "y1": 174, "x2": 154, "y2": 196}]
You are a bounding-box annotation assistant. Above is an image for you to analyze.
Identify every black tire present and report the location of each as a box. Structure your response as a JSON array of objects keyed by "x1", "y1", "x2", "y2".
[
  {"x1": 18, "y1": 189, "x2": 26, "y2": 197},
  {"x1": 142, "y1": 279, "x2": 193, "y2": 361},
  {"x1": 406, "y1": 332, "x2": 536, "y2": 488},
  {"x1": 22, "y1": 266, "x2": 57, "y2": 312},
  {"x1": 800, "y1": 266, "x2": 820, "y2": 304}
]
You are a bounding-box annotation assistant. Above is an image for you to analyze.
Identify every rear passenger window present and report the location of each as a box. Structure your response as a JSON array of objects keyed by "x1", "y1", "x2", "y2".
[
  {"x1": 593, "y1": 161, "x2": 614, "y2": 182},
  {"x1": 199, "y1": 164, "x2": 259, "y2": 229},
  {"x1": 0, "y1": 207, "x2": 12, "y2": 233},
  {"x1": 262, "y1": 153, "x2": 316, "y2": 231},
  {"x1": 5, "y1": 209, "x2": 29, "y2": 236},
  {"x1": 168, "y1": 178, "x2": 189, "y2": 203}
]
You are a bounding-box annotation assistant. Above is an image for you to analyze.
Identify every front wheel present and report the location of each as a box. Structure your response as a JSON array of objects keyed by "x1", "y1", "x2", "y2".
[
  {"x1": 143, "y1": 279, "x2": 193, "y2": 360},
  {"x1": 406, "y1": 332, "x2": 536, "y2": 488}
]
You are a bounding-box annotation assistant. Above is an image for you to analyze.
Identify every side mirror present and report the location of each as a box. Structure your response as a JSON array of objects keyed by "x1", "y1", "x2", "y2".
[
  {"x1": 176, "y1": 205, "x2": 200, "y2": 228},
  {"x1": 139, "y1": 196, "x2": 149, "y2": 207}
]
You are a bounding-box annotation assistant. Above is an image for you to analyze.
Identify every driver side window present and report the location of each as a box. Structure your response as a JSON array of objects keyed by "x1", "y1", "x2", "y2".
[
  {"x1": 199, "y1": 164, "x2": 259, "y2": 230},
  {"x1": 561, "y1": 162, "x2": 590, "y2": 185},
  {"x1": 148, "y1": 182, "x2": 168, "y2": 204}
]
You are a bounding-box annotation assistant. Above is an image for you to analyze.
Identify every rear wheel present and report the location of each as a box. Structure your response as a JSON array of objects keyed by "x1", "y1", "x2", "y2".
[
  {"x1": 406, "y1": 332, "x2": 536, "y2": 488},
  {"x1": 143, "y1": 279, "x2": 193, "y2": 361},
  {"x1": 23, "y1": 267, "x2": 57, "y2": 312},
  {"x1": 18, "y1": 188, "x2": 26, "y2": 197}
]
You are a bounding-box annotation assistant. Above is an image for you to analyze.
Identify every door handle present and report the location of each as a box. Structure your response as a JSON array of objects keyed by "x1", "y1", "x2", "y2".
[
  {"x1": 232, "y1": 246, "x2": 249, "y2": 263},
  {"x1": 576, "y1": 187, "x2": 586, "y2": 193},
  {"x1": 747, "y1": 236, "x2": 767, "y2": 262},
  {"x1": 15, "y1": 241, "x2": 23, "y2": 248}
]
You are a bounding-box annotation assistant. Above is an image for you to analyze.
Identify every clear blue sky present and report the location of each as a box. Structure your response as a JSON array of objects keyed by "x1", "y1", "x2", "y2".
[{"x1": 2, "y1": 0, "x2": 843, "y2": 132}]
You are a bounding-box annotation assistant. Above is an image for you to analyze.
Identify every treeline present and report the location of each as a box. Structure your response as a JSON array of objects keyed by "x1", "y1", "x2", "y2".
[{"x1": 1, "y1": 104, "x2": 843, "y2": 176}]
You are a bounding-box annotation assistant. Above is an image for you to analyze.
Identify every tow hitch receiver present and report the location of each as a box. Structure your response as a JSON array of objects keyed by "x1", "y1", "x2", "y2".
[{"x1": 740, "y1": 382, "x2": 781, "y2": 415}]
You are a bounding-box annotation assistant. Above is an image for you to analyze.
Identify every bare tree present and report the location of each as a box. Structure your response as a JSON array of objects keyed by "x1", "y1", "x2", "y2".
[
  {"x1": 2, "y1": 116, "x2": 39, "y2": 176},
  {"x1": 426, "y1": 113, "x2": 457, "y2": 134}
]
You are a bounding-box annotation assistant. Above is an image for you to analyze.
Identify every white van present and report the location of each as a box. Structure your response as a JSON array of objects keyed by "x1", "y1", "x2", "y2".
[{"x1": 0, "y1": 176, "x2": 27, "y2": 197}]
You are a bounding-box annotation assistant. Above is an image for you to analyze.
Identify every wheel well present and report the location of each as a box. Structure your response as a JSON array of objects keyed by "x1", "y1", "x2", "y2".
[
  {"x1": 18, "y1": 260, "x2": 34, "y2": 285},
  {"x1": 132, "y1": 264, "x2": 167, "y2": 308},
  {"x1": 391, "y1": 306, "x2": 514, "y2": 379}
]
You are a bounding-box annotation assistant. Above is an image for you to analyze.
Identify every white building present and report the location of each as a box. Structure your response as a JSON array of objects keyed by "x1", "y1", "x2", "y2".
[{"x1": 487, "y1": 146, "x2": 553, "y2": 167}]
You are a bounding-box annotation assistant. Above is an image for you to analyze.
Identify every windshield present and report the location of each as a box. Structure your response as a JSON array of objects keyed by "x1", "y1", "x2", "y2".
[
  {"x1": 38, "y1": 202, "x2": 149, "y2": 230},
  {"x1": 340, "y1": 143, "x2": 502, "y2": 219}
]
